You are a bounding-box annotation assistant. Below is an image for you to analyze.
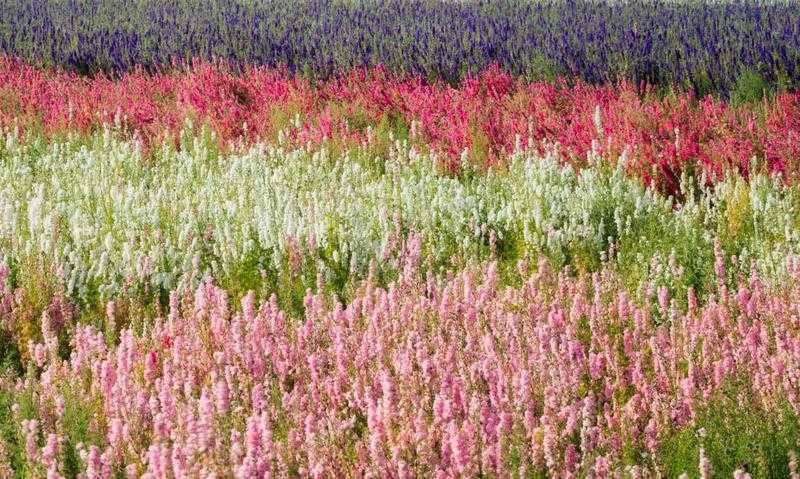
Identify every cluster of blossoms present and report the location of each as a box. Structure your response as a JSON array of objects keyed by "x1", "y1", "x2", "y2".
[
  {"x1": 2, "y1": 59, "x2": 800, "y2": 190},
  {"x1": 3, "y1": 238, "x2": 800, "y2": 476}
]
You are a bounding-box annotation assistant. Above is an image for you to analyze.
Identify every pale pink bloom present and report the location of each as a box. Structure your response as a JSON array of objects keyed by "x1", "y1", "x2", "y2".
[
  {"x1": 214, "y1": 378, "x2": 230, "y2": 414},
  {"x1": 699, "y1": 448, "x2": 712, "y2": 479}
]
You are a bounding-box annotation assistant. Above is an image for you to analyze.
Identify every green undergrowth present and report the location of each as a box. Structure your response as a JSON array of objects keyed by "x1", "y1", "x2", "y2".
[{"x1": 659, "y1": 379, "x2": 800, "y2": 477}]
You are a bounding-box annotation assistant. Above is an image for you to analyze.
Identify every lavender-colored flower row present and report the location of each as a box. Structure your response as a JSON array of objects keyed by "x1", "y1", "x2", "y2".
[{"x1": 1, "y1": 0, "x2": 799, "y2": 94}]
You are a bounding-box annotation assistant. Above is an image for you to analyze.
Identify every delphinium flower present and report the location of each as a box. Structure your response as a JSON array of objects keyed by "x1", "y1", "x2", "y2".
[
  {"x1": 3, "y1": 236, "x2": 800, "y2": 475},
  {"x1": 699, "y1": 448, "x2": 712, "y2": 479}
]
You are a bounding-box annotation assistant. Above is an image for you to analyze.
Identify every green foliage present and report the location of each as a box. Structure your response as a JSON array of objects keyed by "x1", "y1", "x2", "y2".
[
  {"x1": 524, "y1": 53, "x2": 562, "y2": 84},
  {"x1": 0, "y1": 388, "x2": 24, "y2": 474},
  {"x1": 659, "y1": 384, "x2": 800, "y2": 477},
  {"x1": 732, "y1": 69, "x2": 771, "y2": 105},
  {"x1": 689, "y1": 68, "x2": 715, "y2": 99},
  {"x1": 60, "y1": 386, "x2": 104, "y2": 477}
]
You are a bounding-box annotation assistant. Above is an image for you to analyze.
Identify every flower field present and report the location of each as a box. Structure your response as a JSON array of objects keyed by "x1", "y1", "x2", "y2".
[
  {"x1": 2, "y1": 0, "x2": 800, "y2": 94},
  {"x1": 2, "y1": 1, "x2": 800, "y2": 478}
]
